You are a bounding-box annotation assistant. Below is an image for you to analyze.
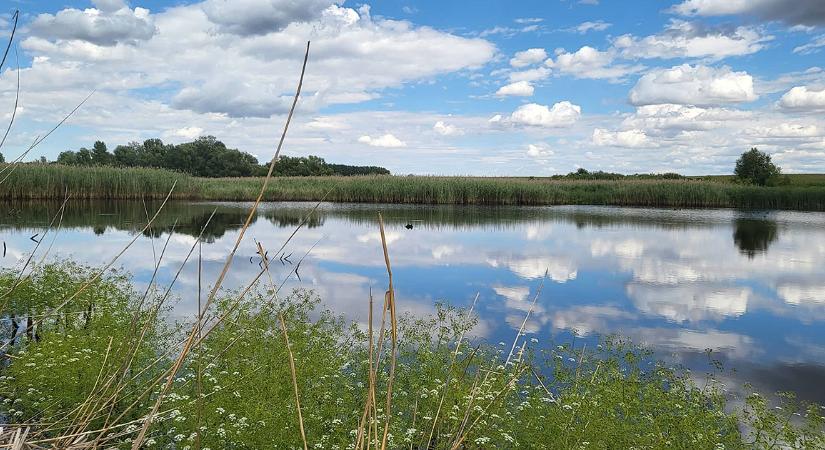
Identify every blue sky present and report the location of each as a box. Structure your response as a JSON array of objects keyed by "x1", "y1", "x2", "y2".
[{"x1": 1, "y1": 0, "x2": 825, "y2": 175}]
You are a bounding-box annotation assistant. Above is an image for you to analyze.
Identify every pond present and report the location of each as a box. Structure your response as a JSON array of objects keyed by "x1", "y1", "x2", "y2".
[{"x1": 2, "y1": 200, "x2": 825, "y2": 404}]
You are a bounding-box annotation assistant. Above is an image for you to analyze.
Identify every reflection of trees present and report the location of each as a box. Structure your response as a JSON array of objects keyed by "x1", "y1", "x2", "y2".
[
  {"x1": 0, "y1": 200, "x2": 324, "y2": 242},
  {"x1": 733, "y1": 218, "x2": 778, "y2": 258}
]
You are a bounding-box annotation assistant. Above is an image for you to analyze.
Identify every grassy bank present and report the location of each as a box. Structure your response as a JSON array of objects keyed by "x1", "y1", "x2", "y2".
[
  {"x1": 1, "y1": 263, "x2": 823, "y2": 449},
  {"x1": 3, "y1": 164, "x2": 825, "y2": 210}
]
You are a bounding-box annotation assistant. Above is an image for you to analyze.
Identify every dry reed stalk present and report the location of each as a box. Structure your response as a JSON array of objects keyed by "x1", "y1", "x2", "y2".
[
  {"x1": 0, "y1": 43, "x2": 21, "y2": 152},
  {"x1": 195, "y1": 241, "x2": 203, "y2": 450},
  {"x1": 0, "y1": 183, "x2": 176, "y2": 354},
  {"x1": 279, "y1": 314, "x2": 308, "y2": 450},
  {"x1": 0, "y1": 91, "x2": 95, "y2": 185},
  {"x1": 449, "y1": 364, "x2": 529, "y2": 450},
  {"x1": 426, "y1": 292, "x2": 480, "y2": 444},
  {"x1": 504, "y1": 269, "x2": 547, "y2": 366},
  {"x1": 0, "y1": 10, "x2": 18, "y2": 72},
  {"x1": 129, "y1": 41, "x2": 310, "y2": 449},
  {"x1": 377, "y1": 213, "x2": 398, "y2": 450},
  {"x1": 355, "y1": 290, "x2": 376, "y2": 449},
  {"x1": 0, "y1": 194, "x2": 71, "y2": 308},
  {"x1": 20, "y1": 202, "x2": 206, "y2": 443},
  {"x1": 77, "y1": 211, "x2": 218, "y2": 440},
  {"x1": 63, "y1": 222, "x2": 179, "y2": 444}
]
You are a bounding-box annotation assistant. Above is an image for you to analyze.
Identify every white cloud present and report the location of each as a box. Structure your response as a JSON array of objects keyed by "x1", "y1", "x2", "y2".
[
  {"x1": 491, "y1": 256, "x2": 577, "y2": 282},
  {"x1": 623, "y1": 103, "x2": 752, "y2": 132},
  {"x1": 509, "y1": 48, "x2": 547, "y2": 68},
  {"x1": 779, "y1": 86, "x2": 825, "y2": 111},
  {"x1": 495, "y1": 80, "x2": 534, "y2": 97},
  {"x1": 628, "y1": 283, "x2": 750, "y2": 323},
  {"x1": 508, "y1": 67, "x2": 552, "y2": 83},
  {"x1": 201, "y1": 0, "x2": 337, "y2": 35},
  {"x1": 745, "y1": 123, "x2": 821, "y2": 138},
  {"x1": 358, "y1": 134, "x2": 406, "y2": 148},
  {"x1": 592, "y1": 128, "x2": 655, "y2": 148},
  {"x1": 433, "y1": 120, "x2": 463, "y2": 136},
  {"x1": 614, "y1": 20, "x2": 770, "y2": 60},
  {"x1": 672, "y1": 0, "x2": 825, "y2": 27},
  {"x1": 573, "y1": 20, "x2": 611, "y2": 33},
  {"x1": 514, "y1": 18, "x2": 543, "y2": 24},
  {"x1": 546, "y1": 46, "x2": 643, "y2": 80},
  {"x1": 794, "y1": 35, "x2": 825, "y2": 54},
  {"x1": 777, "y1": 283, "x2": 825, "y2": 306},
  {"x1": 629, "y1": 64, "x2": 757, "y2": 106},
  {"x1": 28, "y1": 3, "x2": 156, "y2": 46},
  {"x1": 526, "y1": 143, "x2": 553, "y2": 158},
  {"x1": 171, "y1": 126, "x2": 205, "y2": 139},
  {"x1": 509, "y1": 102, "x2": 582, "y2": 127},
  {"x1": 18, "y1": 3, "x2": 496, "y2": 119}
]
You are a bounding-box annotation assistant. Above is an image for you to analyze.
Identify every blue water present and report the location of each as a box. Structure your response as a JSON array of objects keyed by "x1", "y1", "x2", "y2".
[{"x1": 2, "y1": 201, "x2": 824, "y2": 403}]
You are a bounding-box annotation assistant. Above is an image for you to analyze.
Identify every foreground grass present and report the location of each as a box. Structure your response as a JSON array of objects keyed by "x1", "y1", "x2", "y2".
[
  {"x1": 4, "y1": 164, "x2": 825, "y2": 210},
  {"x1": 1, "y1": 264, "x2": 823, "y2": 449}
]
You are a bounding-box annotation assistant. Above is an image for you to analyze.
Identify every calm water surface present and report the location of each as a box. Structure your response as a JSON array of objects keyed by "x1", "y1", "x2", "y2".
[{"x1": 2, "y1": 201, "x2": 825, "y2": 403}]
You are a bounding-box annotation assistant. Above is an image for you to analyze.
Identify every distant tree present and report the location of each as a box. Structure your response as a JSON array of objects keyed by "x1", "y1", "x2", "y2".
[
  {"x1": 735, "y1": 148, "x2": 781, "y2": 186},
  {"x1": 91, "y1": 141, "x2": 112, "y2": 165},
  {"x1": 328, "y1": 163, "x2": 390, "y2": 176},
  {"x1": 76, "y1": 148, "x2": 93, "y2": 166},
  {"x1": 56, "y1": 150, "x2": 78, "y2": 165},
  {"x1": 38, "y1": 156, "x2": 47, "y2": 164},
  {"x1": 0, "y1": 152, "x2": 5, "y2": 163}
]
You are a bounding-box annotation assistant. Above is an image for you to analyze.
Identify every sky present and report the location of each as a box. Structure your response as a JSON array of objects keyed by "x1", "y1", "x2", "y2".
[{"x1": 1, "y1": 0, "x2": 825, "y2": 175}]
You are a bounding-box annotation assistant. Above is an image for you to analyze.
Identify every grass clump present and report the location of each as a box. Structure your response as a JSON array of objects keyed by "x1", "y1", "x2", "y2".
[{"x1": 1, "y1": 263, "x2": 823, "y2": 448}]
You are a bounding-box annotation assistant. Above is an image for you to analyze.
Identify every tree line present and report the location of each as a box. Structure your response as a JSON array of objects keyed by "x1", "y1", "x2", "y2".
[{"x1": 49, "y1": 136, "x2": 390, "y2": 177}]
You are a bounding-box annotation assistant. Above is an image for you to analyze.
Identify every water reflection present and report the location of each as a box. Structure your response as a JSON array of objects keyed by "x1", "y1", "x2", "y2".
[
  {"x1": 2, "y1": 201, "x2": 825, "y2": 403},
  {"x1": 733, "y1": 217, "x2": 779, "y2": 258}
]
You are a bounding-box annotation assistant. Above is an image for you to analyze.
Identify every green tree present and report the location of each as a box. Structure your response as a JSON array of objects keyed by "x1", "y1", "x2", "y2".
[
  {"x1": 735, "y1": 148, "x2": 781, "y2": 186},
  {"x1": 56, "y1": 151, "x2": 78, "y2": 165},
  {"x1": 91, "y1": 141, "x2": 112, "y2": 165},
  {"x1": 0, "y1": 152, "x2": 5, "y2": 163}
]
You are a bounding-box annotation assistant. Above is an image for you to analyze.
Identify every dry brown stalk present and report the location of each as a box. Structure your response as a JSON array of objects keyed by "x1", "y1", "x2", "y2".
[
  {"x1": 377, "y1": 213, "x2": 398, "y2": 450},
  {"x1": 129, "y1": 41, "x2": 310, "y2": 449}
]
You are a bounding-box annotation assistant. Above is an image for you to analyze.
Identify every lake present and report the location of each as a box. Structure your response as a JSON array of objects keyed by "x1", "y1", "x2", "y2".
[{"x1": 2, "y1": 200, "x2": 824, "y2": 404}]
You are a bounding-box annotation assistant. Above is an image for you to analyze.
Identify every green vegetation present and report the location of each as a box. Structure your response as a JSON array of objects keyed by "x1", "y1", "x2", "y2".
[
  {"x1": 3, "y1": 164, "x2": 825, "y2": 210},
  {"x1": 735, "y1": 148, "x2": 783, "y2": 186},
  {"x1": 1, "y1": 263, "x2": 823, "y2": 448},
  {"x1": 50, "y1": 137, "x2": 389, "y2": 177}
]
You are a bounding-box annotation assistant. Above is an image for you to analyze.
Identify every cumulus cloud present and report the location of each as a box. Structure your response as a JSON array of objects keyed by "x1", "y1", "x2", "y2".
[
  {"x1": 358, "y1": 134, "x2": 406, "y2": 148},
  {"x1": 745, "y1": 123, "x2": 821, "y2": 138},
  {"x1": 672, "y1": 0, "x2": 825, "y2": 27},
  {"x1": 546, "y1": 46, "x2": 643, "y2": 80},
  {"x1": 572, "y1": 20, "x2": 611, "y2": 34},
  {"x1": 592, "y1": 128, "x2": 655, "y2": 148},
  {"x1": 629, "y1": 64, "x2": 757, "y2": 106},
  {"x1": 509, "y1": 48, "x2": 547, "y2": 68},
  {"x1": 526, "y1": 143, "x2": 554, "y2": 158},
  {"x1": 172, "y1": 126, "x2": 205, "y2": 139},
  {"x1": 201, "y1": 0, "x2": 337, "y2": 36},
  {"x1": 779, "y1": 86, "x2": 825, "y2": 111},
  {"x1": 20, "y1": 3, "x2": 496, "y2": 118},
  {"x1": 28, "y1": 3, "x2": 156, "y2": 46},
  {"x1": 433, "y1": 120, "x2": 463, "y2": 136},
  {"x1": 509, "y1": 102, "x2": 582, "y2": 127},
  {"x1": 622, "y1": 103, "x2": 752, "y2": 133},
  {"x1": 614, "y1": 20, "x2": 770, "y2": 60},
  {"x1": 495, "y1": 80, "x2": 534, "y2": 97},
  {"x1": 508, "y1": 67, "x2": 551, "y2": 83}
]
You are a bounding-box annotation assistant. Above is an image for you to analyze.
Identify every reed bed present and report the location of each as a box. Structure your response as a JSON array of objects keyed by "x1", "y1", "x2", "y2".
[{"x1": 4, "y1": 165, "x2": 825, "y2": 210}]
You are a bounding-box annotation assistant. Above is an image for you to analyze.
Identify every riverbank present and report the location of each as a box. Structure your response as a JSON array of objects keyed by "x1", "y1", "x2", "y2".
[
  {"x1": 3, "y1": 164, "x2": 825, "y2": 210},
  {"x1": 1, "y1": 263, "x2": 822, "y2": 448}
]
